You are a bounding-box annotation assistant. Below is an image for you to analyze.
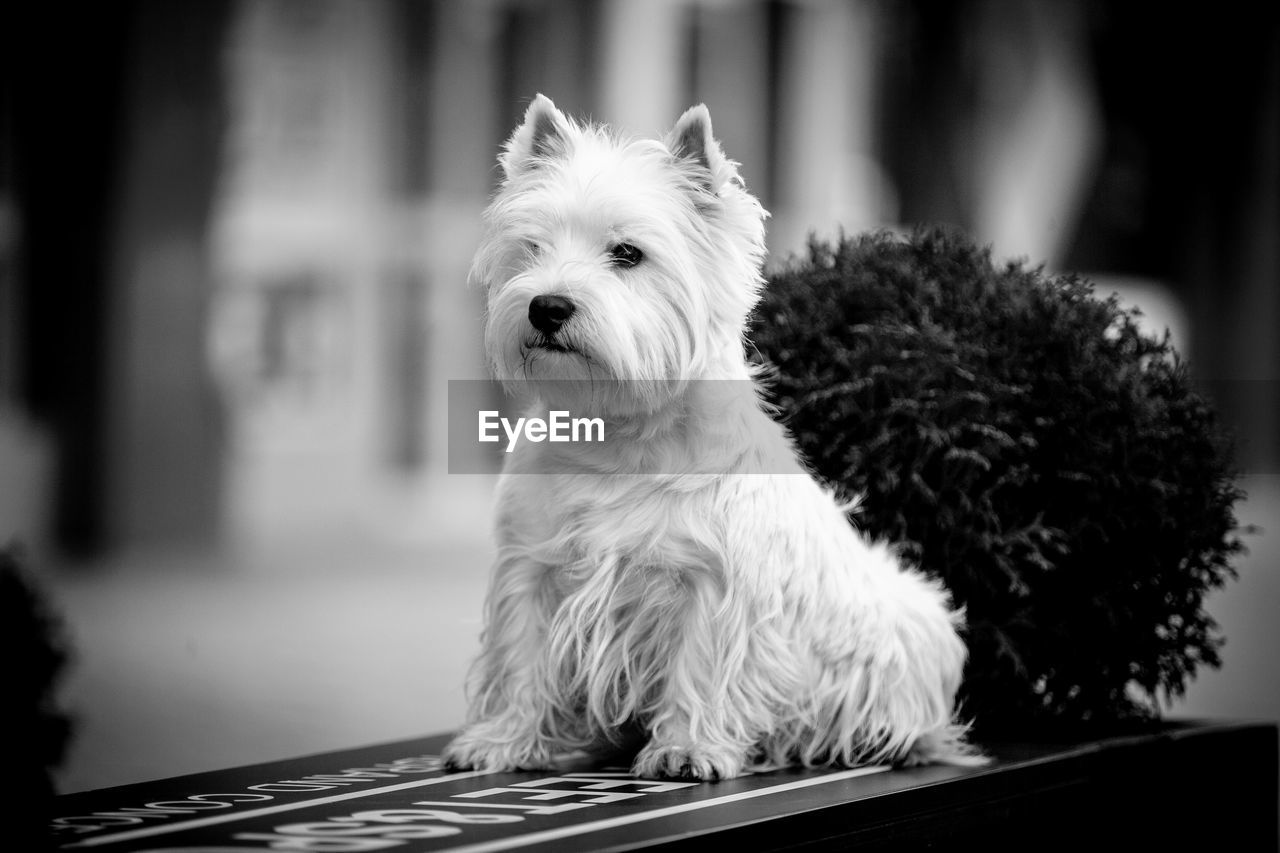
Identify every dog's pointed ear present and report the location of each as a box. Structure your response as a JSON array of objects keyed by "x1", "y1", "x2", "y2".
[
  {"x1": 667, "y1": 104, "x2": 730, "y2": 193},
  {"x1": 502, "y1": 94, "x2": 570, "y2": 179}
]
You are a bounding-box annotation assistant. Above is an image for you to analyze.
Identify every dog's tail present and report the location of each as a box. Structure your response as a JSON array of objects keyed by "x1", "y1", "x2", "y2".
[{"x1": 902, "y1": 721, "x2": 990, "y2": 767}]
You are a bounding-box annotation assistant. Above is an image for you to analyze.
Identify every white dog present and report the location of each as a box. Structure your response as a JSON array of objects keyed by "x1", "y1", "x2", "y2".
[{"x1": 444, "y1": 95, "x2": 982, "y2": 780}]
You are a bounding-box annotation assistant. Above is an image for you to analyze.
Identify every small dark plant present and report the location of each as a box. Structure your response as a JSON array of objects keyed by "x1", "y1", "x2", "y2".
[
  {"x1": 751, "y1": 228, "x2": 1246, "y2": 730},
  {"x1": 1, "y1": 544, "x2": 72, "y2": 849}
]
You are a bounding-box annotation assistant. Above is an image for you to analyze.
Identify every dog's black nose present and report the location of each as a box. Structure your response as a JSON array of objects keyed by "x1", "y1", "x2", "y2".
[{"x1": 528, "y1": 294, "x2": 576, "y2": 335}]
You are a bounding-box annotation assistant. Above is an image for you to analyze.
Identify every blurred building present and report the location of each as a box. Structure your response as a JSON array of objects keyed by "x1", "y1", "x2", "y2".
[{"x1": 1, "y1": 0, "x2": 1277, "y2": 556}]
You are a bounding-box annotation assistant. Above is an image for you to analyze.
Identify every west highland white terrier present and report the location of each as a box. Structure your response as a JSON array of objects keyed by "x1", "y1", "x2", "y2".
[{"x1": 444, "y1": 95, "x2": 983, "y2": 780}]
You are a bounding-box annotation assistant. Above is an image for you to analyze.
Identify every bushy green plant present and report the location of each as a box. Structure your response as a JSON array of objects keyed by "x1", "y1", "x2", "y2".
[{"x1": 751, "y1": 228, "x2": 1245, "y2": 730}]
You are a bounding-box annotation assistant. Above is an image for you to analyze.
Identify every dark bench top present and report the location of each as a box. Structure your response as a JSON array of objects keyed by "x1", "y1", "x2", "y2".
[{"x1": 51, "y1": 719, "x2": 1278, "y2": 852}]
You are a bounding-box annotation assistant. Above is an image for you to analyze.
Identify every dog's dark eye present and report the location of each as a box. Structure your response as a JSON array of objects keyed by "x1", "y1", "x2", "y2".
[{"x1": 608, "y1": 242, "x2": 643, "y2": 268}]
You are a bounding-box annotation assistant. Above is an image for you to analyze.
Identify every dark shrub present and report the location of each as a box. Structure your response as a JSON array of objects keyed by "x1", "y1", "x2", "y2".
[
  {"x1": 1, "y1": 544, "x2": 72, "y2": 848},
  {"x1": 751, "y1": 228, "x2": 1245, "y2": 729}
]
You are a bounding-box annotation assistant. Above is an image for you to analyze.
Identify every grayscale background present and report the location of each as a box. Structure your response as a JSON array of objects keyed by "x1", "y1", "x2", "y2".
[{"x1": 1, "y1": 0, "x2": 1275, "y2": 797}]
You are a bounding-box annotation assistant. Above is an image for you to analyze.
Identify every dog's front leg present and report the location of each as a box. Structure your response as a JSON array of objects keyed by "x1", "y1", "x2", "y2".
[
  {"x1": 444, "y1": 553, "x2": 577, "y2": 771},
  {"x1": 632, "y1": 573, "x2": 760, "y2": 781}
]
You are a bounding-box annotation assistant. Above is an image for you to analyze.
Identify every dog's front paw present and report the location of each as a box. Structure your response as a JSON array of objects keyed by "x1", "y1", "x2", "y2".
[
  {"x1": 443, "y1": 722, "x2": 558, "y2": 773},
  {"x1": 633, "y1": 742, "x2": 746, "y2": 781}
]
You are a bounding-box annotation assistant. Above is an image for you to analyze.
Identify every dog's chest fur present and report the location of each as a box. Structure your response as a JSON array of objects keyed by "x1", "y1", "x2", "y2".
[
  {"x1": 498, "y1": 470, "x2": 733, "y2": 725},
  {"x1": 502, "y1": 470, "x2": 719, "y2": 591}
]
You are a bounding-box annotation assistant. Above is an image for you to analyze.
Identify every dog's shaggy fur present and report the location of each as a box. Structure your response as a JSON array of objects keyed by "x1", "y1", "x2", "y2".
[{"x1": 444, "y1": 95, "x2": 983, "y2": 780}]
